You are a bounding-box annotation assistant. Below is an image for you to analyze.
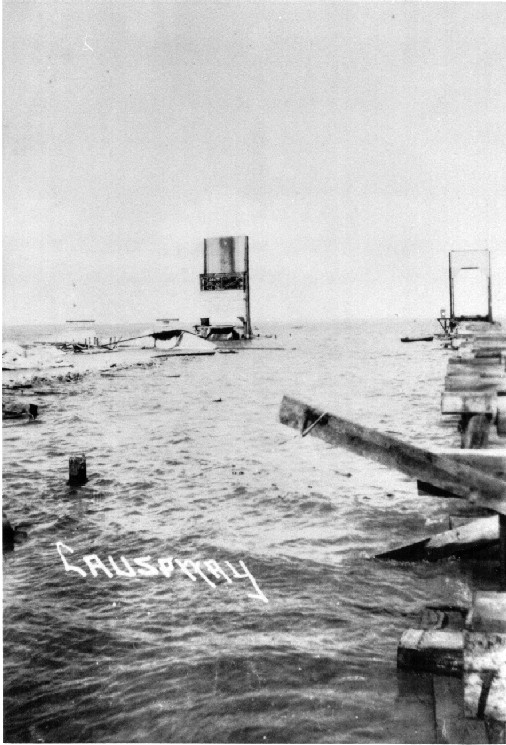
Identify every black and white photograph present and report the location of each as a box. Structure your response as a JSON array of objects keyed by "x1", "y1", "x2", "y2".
[{"x1": 3, "y1": 1, "x2": 506, "y2": 743}]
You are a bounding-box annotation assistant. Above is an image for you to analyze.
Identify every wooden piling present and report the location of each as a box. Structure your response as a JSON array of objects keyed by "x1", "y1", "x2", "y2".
[
  {"x1": 500, "y1": 515, "x2": 506, "y2": 591},
  {"x1": 461, "y1": 414, "x2": 492, "y2": 450},
  {"x1": 69, "y1": 454, "x2": 87, "y2": 485}
]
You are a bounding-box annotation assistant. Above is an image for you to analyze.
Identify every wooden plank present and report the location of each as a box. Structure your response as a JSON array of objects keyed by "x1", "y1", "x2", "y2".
[
  {"x1": 446, "y1": 367, "x2": 505, "y2": 378},
  {"x1": 433, "y1": 676, "x2": 488, "y2": 744},
  {"x1": 447, "y1": 371, "x2": 505, "y2": 382},
  {"x1": 473, "y1": 335, "x2": 506, "y2": 344},
  {"x1": 474, "y1": 349, "x2": 505, "y2": 358},
  {"x1": 422, "y1": 605, "x2": 469, "y2": 631},
  {"x1": 397, "y1": 629, "x2": 463, "y2": 676},
  {"x1": 444, "y1": 379, "x2": 500, "y2": 393},
  {"x1": 423, "y1": 516, "x2": 498, "y2": 555},
  {"x1": 441, "y1": 392, "x2": 497, "y2": 416},
  {"x1": 279, "y1": 395, "x2": 506, "y2": 514},
  {"x1": 376, "y1": 516, "x2": 499, "y2": 562},
  {"x1": 448, "y1": 358, "x2": 502, "y2": 367},
  {"x1": 432, "y1": 450, "x2": 506, "y2": 480}
]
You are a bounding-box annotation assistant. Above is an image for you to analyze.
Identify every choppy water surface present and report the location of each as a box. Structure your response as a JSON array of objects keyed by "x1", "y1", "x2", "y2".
[{"x1": 3, "y1": 320, "x2": 482, "y2": 743}]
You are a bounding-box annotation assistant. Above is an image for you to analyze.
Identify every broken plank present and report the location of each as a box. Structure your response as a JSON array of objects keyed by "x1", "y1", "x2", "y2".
[
  {"x1": 376, "y1": 516, "x2": 499, "y2": 562},
  {"x1": 279, "y1": 395, "x2": 506, "y2": 514}
]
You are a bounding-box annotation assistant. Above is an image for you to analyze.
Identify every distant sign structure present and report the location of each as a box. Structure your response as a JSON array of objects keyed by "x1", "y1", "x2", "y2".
[
  {"x1": 200, "y1": 236, "x2": 251, "y2": 337},
  {"x1": 449, "y1": 249, "x2": 493, "y2": 322},
  {"x1": 200, "y1": 236, "x2": 247, "y2": 291}
]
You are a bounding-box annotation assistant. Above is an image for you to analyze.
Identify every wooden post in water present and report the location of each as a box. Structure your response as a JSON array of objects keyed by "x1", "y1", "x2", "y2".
[
  {"x1": 488, "y1": 250, "x2": 493, "y2": 323},
  {"x1": 449, "y1": 252, "x2": 455, "y2": 323},
  {"x1": 69, "y1": 454, "x2": 87, "y2": 485},
  {"x1": 500, "y1": 514, "x2": 506, "y2": 591},
  {"x1": 244, "y1": 236, "x2": 252, "y2": 339},
  {"x1": 461, "y1": 414, "x2": 492, "y2": 449}
]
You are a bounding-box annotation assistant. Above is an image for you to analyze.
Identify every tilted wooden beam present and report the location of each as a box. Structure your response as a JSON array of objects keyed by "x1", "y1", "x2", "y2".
[
  {"x1": 279, "y1": 395, "x2": 506, "y2": 515},
  {"x1": 376, "y1": 516, "x2": 499, "y2": 562}
]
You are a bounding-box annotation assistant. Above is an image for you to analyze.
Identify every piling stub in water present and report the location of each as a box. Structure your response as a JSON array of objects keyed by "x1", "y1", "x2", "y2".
[
  {"x1": 3, "y1": 514, "x2": 15, "y2": 550},
  {"x1": 69, "y1": 454, "x2": 87, "y2": 485}
]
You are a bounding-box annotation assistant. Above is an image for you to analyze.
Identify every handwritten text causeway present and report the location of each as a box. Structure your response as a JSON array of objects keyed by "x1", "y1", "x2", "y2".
[{"x1": 56, "y1": 542, "x2": 268, "y2": 603}]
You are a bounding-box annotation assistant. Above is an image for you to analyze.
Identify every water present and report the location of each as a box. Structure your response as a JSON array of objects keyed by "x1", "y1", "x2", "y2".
[{"x1": 2, "y1": 320, "x2": 482, "y2": 743}]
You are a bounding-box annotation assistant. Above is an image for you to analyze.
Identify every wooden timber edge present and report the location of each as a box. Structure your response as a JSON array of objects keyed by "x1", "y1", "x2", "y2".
[
  {"x1": 441, "y1": 322, "x2": 506, "y2": 445},
  {"x1": 398, "y1": 603, "x2": 506, "y2": 744},
  {"x1": 279, "y1": 395, "x2": 506, "y2": 515}
]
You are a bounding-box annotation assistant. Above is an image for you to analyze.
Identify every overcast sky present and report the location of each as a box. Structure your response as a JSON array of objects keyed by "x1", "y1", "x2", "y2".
[{"x1": 3, "y1": 1, "x2": 506, "y2": 325}]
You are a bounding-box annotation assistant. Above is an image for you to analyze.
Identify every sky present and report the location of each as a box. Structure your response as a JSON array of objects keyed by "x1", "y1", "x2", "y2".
[{"x1": 3, "y1": 0, "x2": 506, "y2": 325}]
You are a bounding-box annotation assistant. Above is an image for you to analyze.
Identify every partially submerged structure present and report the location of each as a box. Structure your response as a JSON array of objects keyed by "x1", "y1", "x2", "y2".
[
  {"x1": 279, "y1": 315, "x2": 506, "y2": 739},
  {"x1": 438, "y1": 250, "x2": 494, "y2": 337},
  {"x1": 196, "y1": 235, "x2": 252, "y2": 341}
]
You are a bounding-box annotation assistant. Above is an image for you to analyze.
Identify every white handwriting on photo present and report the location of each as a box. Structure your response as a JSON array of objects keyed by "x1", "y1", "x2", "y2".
[{"x1": 56, "y1": 542, "x2": 268, "y2": 603}]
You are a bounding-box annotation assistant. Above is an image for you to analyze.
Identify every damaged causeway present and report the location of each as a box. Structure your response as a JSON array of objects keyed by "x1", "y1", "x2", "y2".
[{"x1": 279, "y1": 392, "x2": 506, "y2": 740}]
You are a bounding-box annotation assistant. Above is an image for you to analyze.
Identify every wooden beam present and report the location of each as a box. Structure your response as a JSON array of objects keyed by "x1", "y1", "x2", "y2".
[
  {"x1": 432, "y1": 449, "x2": 506, "y2": 479},
  {"x1": 397, "y1": 629, "x2": 463, "y2": 676},
  {"x1": 444, "y1": 379, "x2": 501, "y2": 393},
  {"x1": 376, "y1": 516, "x2": 499, "y2": 562},
  {"x1": 441, "y1": 392, "x2": 497, "y2": 416},
  {"x1": 473, "y1": 335, "x2": 506, "y2": 344},
  {"x1": 279, "y1": 395, "x2": 506, "y2": 514},
  {"x1": 448, "y1": 358, "x2": 502, "y2": 367},
  {"x1": 446, "y1": 367, "x2": 504, "y2": 378}
]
